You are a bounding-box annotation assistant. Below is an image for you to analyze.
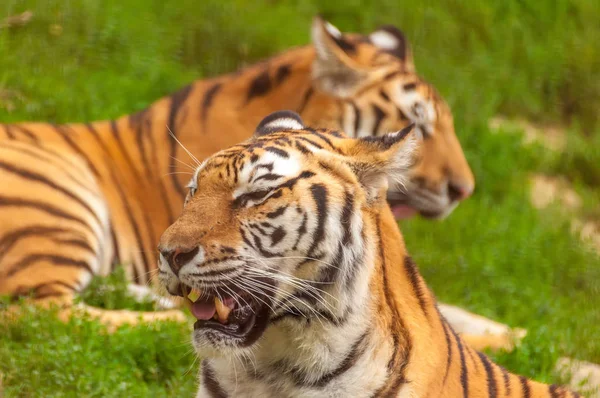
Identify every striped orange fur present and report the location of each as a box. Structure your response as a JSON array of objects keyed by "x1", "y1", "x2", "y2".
[
  {"x1": 1, "y1": 18, "x2": 473, "y2": 329},
  {"x1": 157, "y1": 111, "x2": 579, "y2": 398}
]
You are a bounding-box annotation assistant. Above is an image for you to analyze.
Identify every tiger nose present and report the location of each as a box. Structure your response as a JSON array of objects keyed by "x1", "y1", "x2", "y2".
[
  {"x1": 160, "y1": 247, "x2": 200, "y2": 275},
  {"x1": 448, "y1": 181, "x2": 474, "y2": 202}
]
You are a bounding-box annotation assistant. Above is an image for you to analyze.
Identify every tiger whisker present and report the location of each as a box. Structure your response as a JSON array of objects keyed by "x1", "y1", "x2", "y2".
[
  {"x1": 235, "y1": 277, "x2": 301, "y2": 318},
  {"x1": 237, "y1": 274, "x2": 331, "y2": 326},
  {"x1": 170, "y1": 155, "x2": 197, "y2": 171},
  {"x1": 244, "y1": 268, "x2": 339, "y2": 313},
  {"x1": 167, "y1": 125, "x2": 202, "y2": 167}
]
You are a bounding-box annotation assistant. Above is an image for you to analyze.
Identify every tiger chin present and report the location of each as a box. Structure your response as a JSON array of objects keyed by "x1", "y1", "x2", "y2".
[{"x1": 158, "y1": 111, "x2": 578, "y2": 397}]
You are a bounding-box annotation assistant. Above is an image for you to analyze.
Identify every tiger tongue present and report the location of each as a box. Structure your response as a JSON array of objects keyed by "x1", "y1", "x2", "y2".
[
  {"x1": 190, "y1": 296, "x2": 237, "y2": 322},
  {"x1": 190, "y1": 299, "x2": 216, "y2": 320}
]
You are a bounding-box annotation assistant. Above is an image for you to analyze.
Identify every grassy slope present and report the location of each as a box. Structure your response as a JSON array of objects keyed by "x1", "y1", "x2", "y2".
[{"x1": 1, "y1": 0, "x2": 599, "y2": 396}]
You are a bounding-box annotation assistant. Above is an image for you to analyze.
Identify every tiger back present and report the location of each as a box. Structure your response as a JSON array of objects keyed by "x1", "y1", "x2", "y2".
[{"x1": 0, "y1": 18, "x2": 473, "y2": 329}]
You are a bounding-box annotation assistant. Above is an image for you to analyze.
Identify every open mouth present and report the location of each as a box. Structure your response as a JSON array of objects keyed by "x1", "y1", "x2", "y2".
[{"x1": 178, "y1": 282, "x2": 273, "y2": 346}]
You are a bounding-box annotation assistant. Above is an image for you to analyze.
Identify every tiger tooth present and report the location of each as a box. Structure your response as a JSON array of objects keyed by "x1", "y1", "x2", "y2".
[
  {"x1": 181, "y1": 285, "x2": 193, "y2": 310},
  {"x1": 214, "y1": 297, "x2": 232, "y2": 323}
]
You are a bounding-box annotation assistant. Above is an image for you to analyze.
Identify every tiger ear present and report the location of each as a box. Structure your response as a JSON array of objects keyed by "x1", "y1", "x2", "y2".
[
  {"x1": 311, "y1": 16, "x2": 367, "y2": 98},
  {"x1": 369, "y1": 25, "x2": 415, "y2": 72},
  {"x1": 255, "y1": 110, "x2": 305, "y2": 137},
  {"x1": 348, "y1": 124, "x2": 418, "y2": 202}
]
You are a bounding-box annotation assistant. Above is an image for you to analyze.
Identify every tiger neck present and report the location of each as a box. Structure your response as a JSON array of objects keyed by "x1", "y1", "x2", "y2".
[{"x1": 202, "y1": 207, "x2": 445, "y2": 397}]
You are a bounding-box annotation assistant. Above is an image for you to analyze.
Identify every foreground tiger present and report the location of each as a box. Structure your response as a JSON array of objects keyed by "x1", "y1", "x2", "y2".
[
  {"x1": 157, "y1": 111, "x2": 578, "y2": 398},
  {"x1": 0, "y1": 18, "x2": 475, "y2": 322}
]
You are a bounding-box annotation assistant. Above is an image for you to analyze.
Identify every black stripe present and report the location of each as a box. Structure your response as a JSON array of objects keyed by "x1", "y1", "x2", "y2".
[
  {"x1": 270, "y1": 227, "x2": 286, "y2": 246},
  {"x1": 379, "y1": 89, "x2": 391, "y2": 102},
  {"x1": 254, "y1": 173, "x2": 283, "y2": 182},
  {"x1": 12, "y1": 280, "x2": 78, "y2": 300},
  {"x1": 331, "y1": 36, "x2": 356, "y2": 54},
  {"x1": 275, "y1": 63, "x2": 291, "y2": 84},
  {"x1": 548, "y1": 384, "x2": 561, "y2": 398},
  {"x1": 292, "y1": 212, "x2": 307, "y2": 250},
  {"x1": 519, "y1": 375, "x2": 531, "y2": 398},
  {"x1": 318, "y1": 161, "x2": 354, "y2": 186},
  {"x1": 85, "y1": 123, "x2": 152, "y2": 280},
  {"x1": 296, "y1": 136, "x2": 324, "y2": 150},
  {"x1": 131, "y1": 111, "x2": 154, "y2": 184},
  {"x1": 311, "y1": 130, "x2": 335, "y2": 149},
  {"x1": 371, "y1": 103, "x2": 386, "y2": 135},
  {"x1": 51, "y1": 124, "x2": 101, "y2": 178},
  {"x1": 403, "y1": 256, "x2": 429, "y2": 318},
  {"x1": 0, "y1": 160, "x2": 104, "y2": 228},
  {"x1": 499, "y1": 365, "x2": 511, "y2": 395},
  {"x1": 130, "y1": 110, "x2": 175, "y2": 225},
  {"x1": 110, "y1": 121, "x2": 158, "y2": 282},
  {"x1": 110, "y1": 119, "x2": 146, "y2": 185},
  {"x1": 201, "y1": 82, "x2": 223, "y2": 130},
  {"x1": 440, "y1": 318, "x2": 453, "y2": 387},
  {"x1": 296, "y1": 331, "x2": 367, "y2": 387},
  {"x1": 402, "y1": 82, "x2": 417, "y2": 91},
  {"x1": 372, "y1": 216, "x2": 411, "y2": 396},
  {"x1": 304, "y1": 184, "x2": 327, "y2": 261},
  {"x1": 351, "y1": 102, "x2": 361, "y2": 136},
  {"x1": 382, "y1": 70, "x2": 402, "y2": 81},
  {"x1": 7, "y1": 254, "x2": 93, "y2": 277},
  {"x1": 0, "y1": 141, "x2": 99, "y2": 198},
  {"x1": 341, "y1": 192, "x2": 354, "y2": 246},
  {"x1": 13, "y1": 125, "x2": 40, "y2": 143},
  {"x1": 144, "y1": 116, "x2": 175, "y2": 224},
  {"x1": 202, "y1": 361, "x2": 228, "y2": 398},
  {"x1": 167, "y1": 84, "x2": 194, "y2": 197},
  {"x1": 109, "y1": 226, "x2": 121, "y2": 269},
  {"x1": 396, "y1": 107, "x2": 409, "y2": 121},
  {"x1": 264, "y1": 146, "x2": 289, "y2": 158},
  {"x1": 0, "y1": 226, "x2": 80, "y2": 265},
  {"x1": 51, "y1": 237, "x2": 95, "y2": 253},
  {"x1": 294, "y1": 141, "x2": 311, "y2": 154},
  {"x1": 477, "y1": 352, "x2": 498, "y2": 398},
  {"x1": 0, "y1": 195, "x2": 92, "y2": 231},
  {"x1": 297, "y1": 87, "x2": 314, "y2": 114},
  {"x1": 3, "y1": 124, "x2": 15, "y2": 139},
  {"x1": 246, "y1": 68, "x2": 272, "y2": 102},
  {"x1": 266, "y1": 206, "x2": 286, "y2": 218},
  {"x1": 451, "y1": 328, "x2": 469, "y2": 398}
]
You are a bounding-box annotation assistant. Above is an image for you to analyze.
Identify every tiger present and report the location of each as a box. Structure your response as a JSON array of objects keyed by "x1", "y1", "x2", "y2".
[
  {"x1": 157, "y1": 110, "x2": 579, "y2": 398},
  {"x1": 0, "y1": 18, "x2": 480, "y2": 334}
]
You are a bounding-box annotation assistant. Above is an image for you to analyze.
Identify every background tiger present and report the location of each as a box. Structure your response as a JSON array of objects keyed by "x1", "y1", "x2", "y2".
[
  {"x1": 157, "y1": 111, "x2": 578, "y2": 398},
  {"x1": 0, "y1": 18, "x2": 475, "y2": 325}
]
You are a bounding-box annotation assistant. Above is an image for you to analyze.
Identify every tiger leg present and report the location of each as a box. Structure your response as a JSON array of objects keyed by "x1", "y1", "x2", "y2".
[
  {"x1": 438, "y1": 303, "x2": 527, "y2": 352},
  {"x1": 0, "y1": 141, "x2": 186, "y2": 330}
]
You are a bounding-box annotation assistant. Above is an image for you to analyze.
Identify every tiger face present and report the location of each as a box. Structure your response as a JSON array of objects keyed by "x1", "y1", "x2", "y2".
[
  {"x1": 304, "y1": 17, "x2": 475, "y2": 219},
  {"x1": 158, "y1": 111, "x2": 416, "y2": 355}
]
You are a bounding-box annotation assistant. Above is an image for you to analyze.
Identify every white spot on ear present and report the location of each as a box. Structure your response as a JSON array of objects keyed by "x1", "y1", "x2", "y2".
[
  {"x1": 324, "y1": 22, "x2": 342, "y2": 38},
  {"x1": 369, "y1": 30, "x2": 399, "y2": 50},
  {"x1": 264, "y1": 118, "x2": 304, "y2": 131}
]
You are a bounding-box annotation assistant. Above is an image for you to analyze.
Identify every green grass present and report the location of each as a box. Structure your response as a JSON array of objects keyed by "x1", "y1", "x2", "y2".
[{"x1": 1, "y1": 0, "x2": 599, "y2": 396}]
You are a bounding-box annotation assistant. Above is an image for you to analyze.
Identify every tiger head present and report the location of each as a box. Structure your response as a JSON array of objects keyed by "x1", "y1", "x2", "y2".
[
  {"x1": 302, "y1": 17, "x2": 474, "y2": 219},
  {"x1": 158, "y1": 111, "x2": 417, "y2": 356}
]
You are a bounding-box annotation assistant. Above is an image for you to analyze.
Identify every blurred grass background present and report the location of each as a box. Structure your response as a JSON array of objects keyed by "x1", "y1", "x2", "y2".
[{"x1": 1, "y1": 0, "x2": 599, "y2": 396}]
